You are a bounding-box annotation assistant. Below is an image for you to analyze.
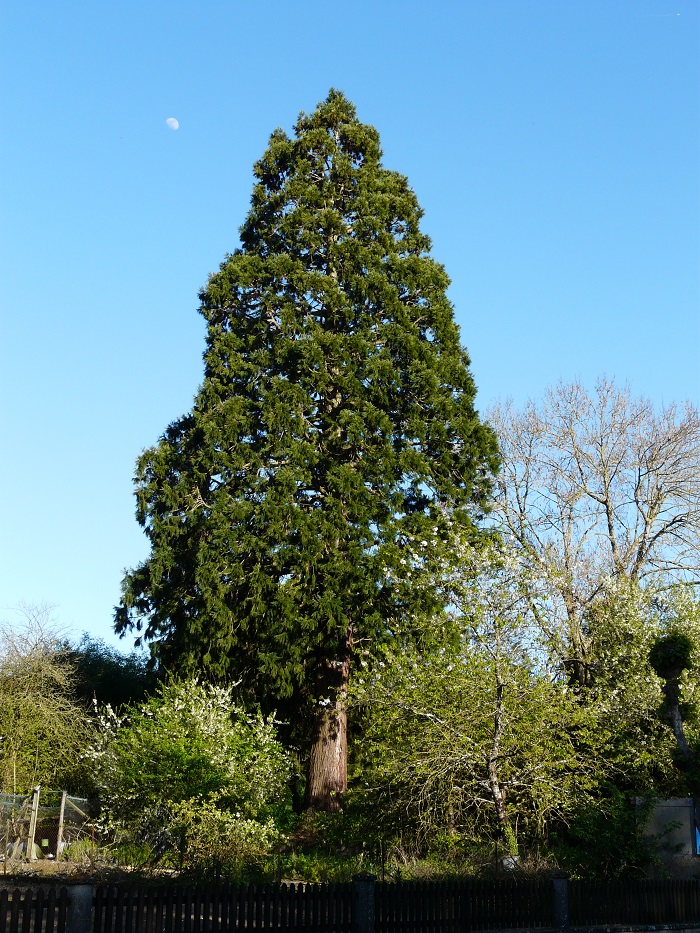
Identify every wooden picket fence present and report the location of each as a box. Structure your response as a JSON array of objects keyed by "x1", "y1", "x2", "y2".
[
  {"x1": 0, "y1": 886, "x2": 68, "y2": 932},
  {"x1": 375, "y1": 879, "x2": 554, "y2": 931},
  {"x1": 92, "y1": 882, "x2": 354, "y2": 932},
  {"x1": 2, "y1": 877, "x2": 700, "y2": 932},
  {"x1": 569, "y1": 878, "x2": 700, "y2": 926}
]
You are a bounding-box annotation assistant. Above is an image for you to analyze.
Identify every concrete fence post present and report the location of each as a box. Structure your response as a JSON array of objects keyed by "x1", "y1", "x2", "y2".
[
  {"x1": 352, "y1": 872, "x2": 376, "y2": 933},
  {"x1": 66, "y1": 884, "x2": 94, "y2": 933},
  {"x1": 27, "y1": 786, "x2": 40, "y2": 861},
  {"x1": 551, "y1": 871, "x2": 569, "y2": 933}
]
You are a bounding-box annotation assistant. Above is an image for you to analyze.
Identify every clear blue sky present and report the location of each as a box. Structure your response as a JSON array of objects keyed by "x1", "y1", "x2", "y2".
[{"x1": 1, "y1": 0, "x2": 698, "y2": 649}]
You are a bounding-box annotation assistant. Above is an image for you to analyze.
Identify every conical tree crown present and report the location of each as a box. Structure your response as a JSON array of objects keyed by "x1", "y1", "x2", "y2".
[{"x1": 117, "y1": 91, "x2": 498, "y2": 708}]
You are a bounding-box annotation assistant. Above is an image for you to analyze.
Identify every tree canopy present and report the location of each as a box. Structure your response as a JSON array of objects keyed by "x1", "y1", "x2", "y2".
[
  {"x1": 115, "y1": 90, "x2": 498, "y2": 808},
  {"x1": 353, "y1": 544, "x2": 595, "y2": 858},
  {"x1": 0, "y1": 606, "x2": 95, "y2": 795},
  {"x1": 489, "y1": 379, "x2": 700, "y2": 687}
]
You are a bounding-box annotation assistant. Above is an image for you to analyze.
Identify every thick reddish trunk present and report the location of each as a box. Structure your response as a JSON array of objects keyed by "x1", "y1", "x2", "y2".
[
  {"x1": 306, "y1": 630, "x2": 352, "y2": 812},
  {"x1": 307, "y1": 690, "x2": 348, "y2": 811}
]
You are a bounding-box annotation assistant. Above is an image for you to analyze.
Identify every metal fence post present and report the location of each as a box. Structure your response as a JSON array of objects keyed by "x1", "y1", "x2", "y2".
[
  {"x1": 66, "y1": 884, "x2": 94, "y2": 933},
  {"x1": 552, "y1": 871, "x2": 569, "y2": 933},
  {"x1": 352, "y1": 873, "x2": 376, "y2": 933}
]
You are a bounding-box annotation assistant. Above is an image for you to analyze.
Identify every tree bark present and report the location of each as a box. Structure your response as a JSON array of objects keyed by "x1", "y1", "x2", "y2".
[
  {"x1": 306, "y1": 629, "x2": 352, "y2": 812},
  {"x1": 307, "y1": 689, "x2": 348, "y2": 811},
  {"x1": 488, "y1": 681, "x2": 517, "y2": 856},
  {"x1": 662, "y1": 677, "x2": 694, "y2": 768}
]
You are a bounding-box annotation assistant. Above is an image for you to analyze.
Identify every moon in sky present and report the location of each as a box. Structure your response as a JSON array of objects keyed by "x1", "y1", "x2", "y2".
[{"x1": 165, "y1": 117, "x2": 179, "y2": 130}]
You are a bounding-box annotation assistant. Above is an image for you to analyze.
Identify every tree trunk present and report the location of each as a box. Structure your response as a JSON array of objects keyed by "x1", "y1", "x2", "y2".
[
  {"x1": 488, "y1": 682, "x2": 518, "y2": 856},
  {"x1": 306, "y1": 630, "x2": 352, "y2": 812},
  {"x1": 564, "y1": 598, "x2": 591, "y2": 691},
  {"x1": 307, "y1": 688, "x2": 348, "y2": 811},
  {"x1": 662, "y1": 677, "x2": 694, "y2": 768},
  {"x1": 488, "y1": 756, "x2": 514, "y2": 850}
]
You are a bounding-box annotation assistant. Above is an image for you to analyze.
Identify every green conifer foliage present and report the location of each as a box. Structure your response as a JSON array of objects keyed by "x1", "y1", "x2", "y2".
[{"x1": 116, "y1": 91, "x2": 498, "y2": 809}]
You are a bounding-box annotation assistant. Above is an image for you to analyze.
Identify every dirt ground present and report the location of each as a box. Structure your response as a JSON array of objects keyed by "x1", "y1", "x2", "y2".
[{"x1": 0, "y1": 858, "x2": 176, "y2": 886}]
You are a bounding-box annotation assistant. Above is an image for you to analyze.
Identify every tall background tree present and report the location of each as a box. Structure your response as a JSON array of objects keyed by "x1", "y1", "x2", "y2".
[
  {"x1": 116, "y1": 90, "x2": 498, "y2": 810},
  {"x1": 72, "y1": 635, "x2": 155, "y2": 710}
]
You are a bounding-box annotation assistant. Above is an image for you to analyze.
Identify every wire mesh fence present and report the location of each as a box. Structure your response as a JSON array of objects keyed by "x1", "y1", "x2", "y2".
[{"x1": 0, "y1": 789, "x2": 95, "y2": 863}]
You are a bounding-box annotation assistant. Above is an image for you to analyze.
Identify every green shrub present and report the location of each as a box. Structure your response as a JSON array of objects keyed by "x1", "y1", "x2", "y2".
[{"x1": 88, "y1": 679, "x2": 292, "y2": 874}]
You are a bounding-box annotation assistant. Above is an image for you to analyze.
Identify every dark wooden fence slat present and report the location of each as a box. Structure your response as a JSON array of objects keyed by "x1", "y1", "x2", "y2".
[
  {"x1": 94, "y1": 886, "x2": 104, "y2": 933},
  {"x1": 401, "y1": 881, "x2": 409, "y2": 933},
  {"x1": 282, "y1": 884, "x2": 296, "y2": 930},
  {"x1": 271, "y1": 882, "x2": 281, "y2": 932},
  {"x1": 212, "y1": 883, "x2": 221, "y2": 932},
  {"x1": 313, "y1": 882, "x2": 322, "y2": 933},
  {"x1": 146, "y1": 886, "x2": 155, "y2": 933},
  {"x1": 165, "y1": 887, "x2": 177, "y2": 933},
  {"x1": 182, "y1": 885, "x2": 192, "y2": 933},
  {"x1": 282, "y1": 882, "x2": 290, "y2": 933},
  {"x1": 186, "y1": 887, "x2": 196, "y2": 933},
  {"x1": 132, "y1": 887, "x2": 143, "y2": 933},
  {"x1": 311, "y1": 881, "x2": 317, "y2": 933},
  {"x1": 0, "y1": 889, "x2": 8, "y2": 933},
  {"x1": 57, "y1": 887, "x2": 68, "y2": 933},
  {"x1": 142, "y1": 888, "x2": 152, "y2": 933},
  {"x1": 218, "y1": 884, "x2": 225, "y2": 933},
  {"x1": 202, "y1": 885, "x2": 210, "y2": 933},
  {"x1": 214, "y1": 884, "x2": 223, "y2": 932},
  {"x1": 32, "y1": 888, "x2": 44, "y2": 933},
  {"x1": 45, "y1": 886, "x2": 58, "y2": 933},
  {"x1": 156, "y1": 886, "x2": 166, "y2": 933},
  {"x1": 321, "y1": 881, "x2": 328, "y2": 933},
  {"x1": 10, "y1": 888, "x2": 21, "y2": 933},
  {"x1": 233, "y1": 883, "x2": 243, "y2": 932},
  {"x1": 105, "y1": 885, "x2": 117, "y2": 933},
  {"x1": 201, "y1": 885, "x2": 210, "y2": 933},
  {"x1": 194, "y1": 886, "x2": 204, "y2": 933},
  {"x1": 19, "y1": 889, "x2": 31, "y2": 933},
  {"x1": 116, "y1": 885, "x2": 128, "y2": 933}
]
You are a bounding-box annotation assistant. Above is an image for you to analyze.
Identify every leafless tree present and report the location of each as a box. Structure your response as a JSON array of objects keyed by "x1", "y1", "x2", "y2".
[{"x1": 489, "y1": 378, "x2": 700, "y2": 686}]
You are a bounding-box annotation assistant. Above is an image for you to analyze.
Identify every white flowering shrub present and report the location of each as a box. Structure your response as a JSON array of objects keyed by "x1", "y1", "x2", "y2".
[
  {"x1": 87, "y1": 679, "x2": 291, "y2": 871},
  {"x1": 170, "y1": 797, "x2": 282, "y2": 874}
]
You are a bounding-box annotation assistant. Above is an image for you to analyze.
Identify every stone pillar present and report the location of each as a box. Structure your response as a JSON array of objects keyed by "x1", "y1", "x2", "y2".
[
  {"x1": 552, "y1": 871, "x2": 569, "y2": 933},
  {"x1": 66, "y1": 884, "x2": 94, "y2": 933},
  {"x1": 352, "y1": 872, "x2": 376, "y2": 933}
]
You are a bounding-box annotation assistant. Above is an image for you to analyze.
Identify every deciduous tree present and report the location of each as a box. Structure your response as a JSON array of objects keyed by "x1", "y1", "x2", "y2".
[
  {"x1": 0, "y1": 606, "x2": 94, "y2": 794},
  {"x1": 353, "y1": 546, "x2": 592, "y2": 857},
  {"x1": 489, "y1": 379, "x2": 700, "y2": 688}
]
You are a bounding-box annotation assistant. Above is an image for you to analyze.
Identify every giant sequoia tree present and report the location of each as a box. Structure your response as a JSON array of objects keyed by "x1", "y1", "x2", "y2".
[{"x1": 116, "y1": 91, "x2": 498, "y2": 810}]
